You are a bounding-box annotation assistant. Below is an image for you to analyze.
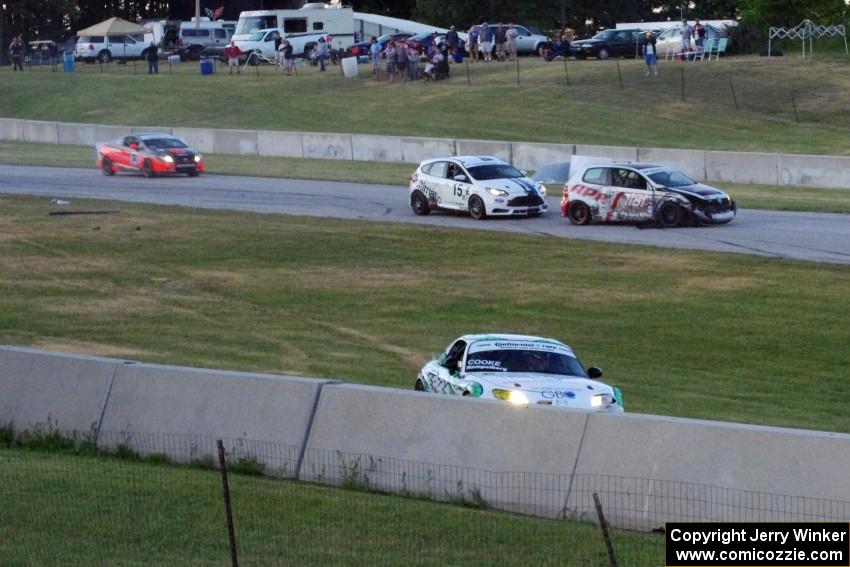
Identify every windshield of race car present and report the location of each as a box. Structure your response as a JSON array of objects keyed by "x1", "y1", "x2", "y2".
[
  {"x1": 465, "y1": 348, "x2": 587, "y2": 377},
  {"x1": 647, "y1": 168, "x2": 695, "y2": 188},
  {"x1": 467, "y1": 164, "x2": 525, "y2": 181},
  {"x1": 144, "y1": 138, "x2": 189, "y2": 149}
]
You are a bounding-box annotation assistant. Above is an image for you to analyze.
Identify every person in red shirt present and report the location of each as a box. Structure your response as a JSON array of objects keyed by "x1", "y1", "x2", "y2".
[{"x1": 225, "y1": 40, "x2": 242, "y2": 74}]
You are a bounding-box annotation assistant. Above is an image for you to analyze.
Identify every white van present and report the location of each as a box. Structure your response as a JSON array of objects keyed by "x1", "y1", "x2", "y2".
[
  {"x1": 75, "y1": 33, "x2": 154, "y2": 63},
  {"x1": 177, "y1": 18, "x2": 237, "y2": 59},
  {"x1": 234, "y1": 4, "x2": 355, "y2": 56}
]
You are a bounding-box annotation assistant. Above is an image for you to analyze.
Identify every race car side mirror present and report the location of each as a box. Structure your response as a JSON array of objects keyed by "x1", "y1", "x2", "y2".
[
  {"x1": 453, "y1": 175, "x2": 467, "y2": 182},
  {"x1": 587, "y1": 366, "x2": 603, "y2": 379}
]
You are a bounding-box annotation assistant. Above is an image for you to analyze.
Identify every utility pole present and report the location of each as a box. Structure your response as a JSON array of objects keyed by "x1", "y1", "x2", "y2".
[{"x1": 196, "y1": 0, "x2": 200, "y2": 27}]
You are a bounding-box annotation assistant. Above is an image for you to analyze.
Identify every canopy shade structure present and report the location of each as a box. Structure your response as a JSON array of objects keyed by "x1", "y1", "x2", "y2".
[{"x1": 77, "y1": 17, "x2": 149, "y2": 36}]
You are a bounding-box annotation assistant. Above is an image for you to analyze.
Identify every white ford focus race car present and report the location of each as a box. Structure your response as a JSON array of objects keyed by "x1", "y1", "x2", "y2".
[
  {"x1": 416, "y1": 334, "x2": 623, "y2": 413},
  {"x1": 409, "y1": 156, "x2": 548, "y2": 220}
]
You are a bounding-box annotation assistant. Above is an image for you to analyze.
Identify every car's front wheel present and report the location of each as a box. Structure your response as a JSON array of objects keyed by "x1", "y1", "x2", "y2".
[
  {"x1": 410, "y1": 190, "x2": 431, "y2": 215},
  {"x1": 657, "y1": 201, "x2": 686, "y2": 227},
  {"x1": 598, "y1": 48, "x2": 610, "y2": 60},
  {"x1": 142, "y1": 160, "x2": 156, "y2": 178},
  {"x1": 415, "y1": 379, "x2": 426, "y2": 391},
  {"x1": 468, "y1": 195, "x2": 486, "y2": 220},
  {"x1": 567, "y1": 201, "x2": 592, "y2": 225},
  {"x1": 101, "y1": 158, "x2": 114, "y2": 176},
  {"x1": 97, "y1": 50, "x2": 112, "y2": 63}
]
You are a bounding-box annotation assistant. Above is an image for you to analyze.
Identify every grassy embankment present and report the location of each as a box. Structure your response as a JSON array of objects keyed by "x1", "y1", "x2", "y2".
[
  {"x1": 1, "y1": 195, "x2": 848, "y2": 433},
  {"x1": 2, "y1": 55, "x2": 850, "y2": 155}
]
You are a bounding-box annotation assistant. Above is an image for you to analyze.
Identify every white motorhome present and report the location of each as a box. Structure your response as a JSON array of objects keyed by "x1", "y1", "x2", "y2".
[{"x1": 234, "y1": 4, "x2": 356, "y2": 56}]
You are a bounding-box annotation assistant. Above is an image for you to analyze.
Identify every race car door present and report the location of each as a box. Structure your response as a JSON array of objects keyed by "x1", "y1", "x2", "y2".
[
  {"x1": 424, "y1": 160, "x2": 451, "y2": 209},
  {"x1": 427, "y1": 339, "x2": 467, "y2": 395},
  {"x1": 120, "y1": 136, "x2": 142, "y2": 171},
  {"x1": 605, "y1": 167, "x2": 654, "y2": 221},
  {"x1": 444, "y1": 162, "x2": 472, "y2": 210}
]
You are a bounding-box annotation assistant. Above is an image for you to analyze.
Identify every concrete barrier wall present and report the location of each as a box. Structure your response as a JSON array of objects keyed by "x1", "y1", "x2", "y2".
[
  {"x1": 638, "y1": 147, "x2": 706, "y2": 181},
  {"x1": 512, "y1": 142, "x2": 574, "y2": 171},
  {"x1": 779, "y1": 153, "x2": 850, "y2": 189},
  {"x1": 706, "y1": 150, "x2": 779, "y2": 185},
  {"x1": 20, "y1": 120, "x2": 59, "y2": 145},
  {"x1": 2, "y1": 117, "x2": 850, "y2": 188},
  {"x1": 0, "y1": 346, "x2": 120, "y2": 435},
  {"x1": 97, "y1": 362, "x2": 337, "y2": 475},
  {"x1": 257, "y1": 130, "x2": 303, "y2": 158},
  {"x1": 455, "y1": 139, "x2": 513, "y2": 163}
]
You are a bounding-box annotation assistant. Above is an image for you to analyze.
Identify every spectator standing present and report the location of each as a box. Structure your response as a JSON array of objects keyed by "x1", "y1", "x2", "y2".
[
  {"x1": 407, "y1": 44, "x2": 419, "y2": 80},
  {"x1": 395, "y1": 41, "x2": 408, "y2": 82},
  {"x1": 694, "y1": 20, "x2": 706, "y2": 49},
  {"x1": 48, "y1": 41, "x2": 59, "y2": 71},
  {"x1": 438, "y1": 41, "x2": 450, "y2": 78},
  {"x1": 282, "y1": 40, "x2": 294, "y2": 75},
  {"x1": 479, "y1": 21, "x2": 491, "y2": 61},
  {"x1": 145, "y1": 42, "x2": 159, "y2": 74},
  {"x1": 317, "y1": 36, "x2": 328, "y2": 71},
  {"x1": 680, "y1": 19, "x2": 693, "y2": 53},
  {"x1": 494, "y1": 25, "x2": 506, "y2": 61},
  {"x1": 446, "y1": 26, "x2": 459, "y2": 50},
  {"x1": 9, "y1": 36, "x2": 24, "y2": 71},
  {"x1": 225, "y1": 40, "x2": 241, "y2": 74},
  {"x1": 642, "y1": 31, "x2": 658, "y2": 77},
  {"x1": 385, "y1": 40, "x2": 397, "y2": 81},
  {"x1": 369, "y1": 36, "x2": 382, "y2": 80},
  {"x1": 467, "y1": 24, "x2": 479, "y2": 62},
  {"x1": 505, "y1": 23, "x2": 518, "y2": 61}
]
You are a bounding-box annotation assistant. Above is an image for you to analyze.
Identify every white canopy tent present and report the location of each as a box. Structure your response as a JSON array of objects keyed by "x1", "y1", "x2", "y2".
[{"x1": 768, "y1": 19, "x2": 848, "y2": 58}]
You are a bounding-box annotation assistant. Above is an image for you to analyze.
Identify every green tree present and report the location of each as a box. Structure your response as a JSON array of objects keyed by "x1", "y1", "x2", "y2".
[{"x1": 739, "y1": 0, "x2": 847, "y2": 26}]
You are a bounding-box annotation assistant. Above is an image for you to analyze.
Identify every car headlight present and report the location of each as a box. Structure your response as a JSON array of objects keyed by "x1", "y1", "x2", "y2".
[
  {"x1": 486, "y1": 187, "x2": 509, "y2": 197},
  {"x1": 161, "y1": 155, "x2": 174, "y2": 163},
  {"x1": 194, "y1": 154, "x2": 202, "y2": 163},
  {"x1": 590, "y1": 393, "x2": 614, "y2": 408},
  {"x1": 537, "y1": 184, "x2": 547, "y2": 196},
  {"x1": 492, "y1": 389, "x2": 529, "y2": 405}
]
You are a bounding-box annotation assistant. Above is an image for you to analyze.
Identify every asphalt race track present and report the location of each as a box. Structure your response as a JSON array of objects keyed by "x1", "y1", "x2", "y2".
[{"x1": 2, "y1": 165, "x2": 849, "y2": 264}]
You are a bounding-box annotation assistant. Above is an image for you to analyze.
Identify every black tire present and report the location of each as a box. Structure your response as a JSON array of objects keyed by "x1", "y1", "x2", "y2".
[
  {"x1": 97, "y1": 50, "x2": 111, "y2": 63},
  {"x1": 303, "y1": 44, "x2": 316, "y2": 59},
  {"x1": 101, "y1": 158, "x2": 114, "y2": 176},
  {"x1": 468, "y1": 195, "x2": 486, "y2": 220},
  {"x1": 410, "y1": 191, "x2": 431, "y2": 216},
  {"x1": 567, "y1": 201, "x2": 592, "y2": 225},
  {"x1": 657, "y1": 201, "x2": 685, "y2": 227},
  {"x1": 414, "y1": 379, "x2": 426, "y2": 391},
  {"x1": 246, "y1": 51, "x2": 260, "y2": 66},
  {"x1": 142, "y1": 160, "x2": 155, "y2": 178},
  {"x1": 598, "y1": 48, "x2": 610, "y2": 60}
]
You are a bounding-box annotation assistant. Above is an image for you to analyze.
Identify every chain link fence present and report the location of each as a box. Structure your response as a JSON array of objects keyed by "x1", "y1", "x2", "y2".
[{"x1": 3, "y1": 430, "x2": 850, "y2": 565}]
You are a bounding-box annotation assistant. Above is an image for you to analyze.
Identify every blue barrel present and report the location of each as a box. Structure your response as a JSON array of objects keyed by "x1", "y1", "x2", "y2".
[
  {"x1": 199, "y1": 58, "x2": 214, "y2": 75},
  {"x1": 63, "y1": 51, "x2": 75, "y2": 72}
]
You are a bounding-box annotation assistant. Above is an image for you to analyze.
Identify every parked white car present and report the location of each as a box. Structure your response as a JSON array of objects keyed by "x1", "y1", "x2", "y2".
[
  {"x1": 416, "y1": 334, "x2": 623, "y2": 412},
  {"x1": 409, "y1": 156, "x2": 547, "y2": 220}
]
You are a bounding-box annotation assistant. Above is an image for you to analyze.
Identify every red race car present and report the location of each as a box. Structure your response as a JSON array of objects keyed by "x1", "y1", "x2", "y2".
[{"x1": 97, "y1": 133, "x2": 206, "y2": 177}]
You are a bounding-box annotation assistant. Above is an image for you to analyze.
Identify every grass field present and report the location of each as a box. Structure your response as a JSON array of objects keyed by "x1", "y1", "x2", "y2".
[
  {"x1": 3, "y1": 141, "x2": 850, "y2": 213},
  {"x1": 1, "y1": 195, "x2": 848, "y2": 433},
  {"x1": 0, "y1": 446, "x2": 660, "y2": 566},
  {"x1": 2, "y1": 55, "x2": 850, "y2": 155}
]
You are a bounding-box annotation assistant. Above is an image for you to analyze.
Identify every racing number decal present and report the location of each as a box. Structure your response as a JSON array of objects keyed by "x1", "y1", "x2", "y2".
[
  {"x1": 453, "y1": 184, "x2": 464, "y2": 197},
  {"x1": 131, "y1": 153, "x2": 139, "y2": 166}
]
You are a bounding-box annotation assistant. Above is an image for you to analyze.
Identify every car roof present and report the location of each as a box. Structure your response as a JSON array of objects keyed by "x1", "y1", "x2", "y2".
[
  {"x1": 580, "y1": 162, "x2": 663, "y2": 170},
  {"x1": 458, "y1": 334, "x2": 572, "y2": 348},
  {"x1": 136, "y1": 133, "x2": 178, "y2": 140},
  {"x1": 421, "y1": 156, "x2": 507, "y2": 168}
]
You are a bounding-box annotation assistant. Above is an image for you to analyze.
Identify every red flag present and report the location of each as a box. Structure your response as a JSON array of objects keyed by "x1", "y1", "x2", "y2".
[{"x1": 213, "y1": 6, "x2": 224, "y2": 20}]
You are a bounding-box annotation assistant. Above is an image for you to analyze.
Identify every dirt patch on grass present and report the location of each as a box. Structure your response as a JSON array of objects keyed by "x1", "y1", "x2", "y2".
[
  {"x1": 679, "y1": 276, "x2": 755, "y2": 293},
  {"x1": 313, "y1": 321, "x2": 426, "y2": 369},
  {"x1": 41, "y1": 296, "x2": 160, "y2": 316},
  {"x1": 32, "y1": 339, "x2": 150, "y2": 358}
]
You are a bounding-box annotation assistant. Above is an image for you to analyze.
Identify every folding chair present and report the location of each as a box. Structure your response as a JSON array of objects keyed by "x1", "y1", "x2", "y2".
[
  {"x1": 710, "y1": 38, "x2": 728, "y2": 61},
  {"x1": 695, "y1": 38, "x2": 715, "y2": 61}
]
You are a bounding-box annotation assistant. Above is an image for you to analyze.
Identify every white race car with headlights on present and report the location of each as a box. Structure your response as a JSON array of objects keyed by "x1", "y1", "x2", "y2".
[
  {"x1": 409, "y1": 156, "x2": 548, "y2": 220},
  {"x1": 415, "y1": 334, "x2": 623, "y2": 412}
]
